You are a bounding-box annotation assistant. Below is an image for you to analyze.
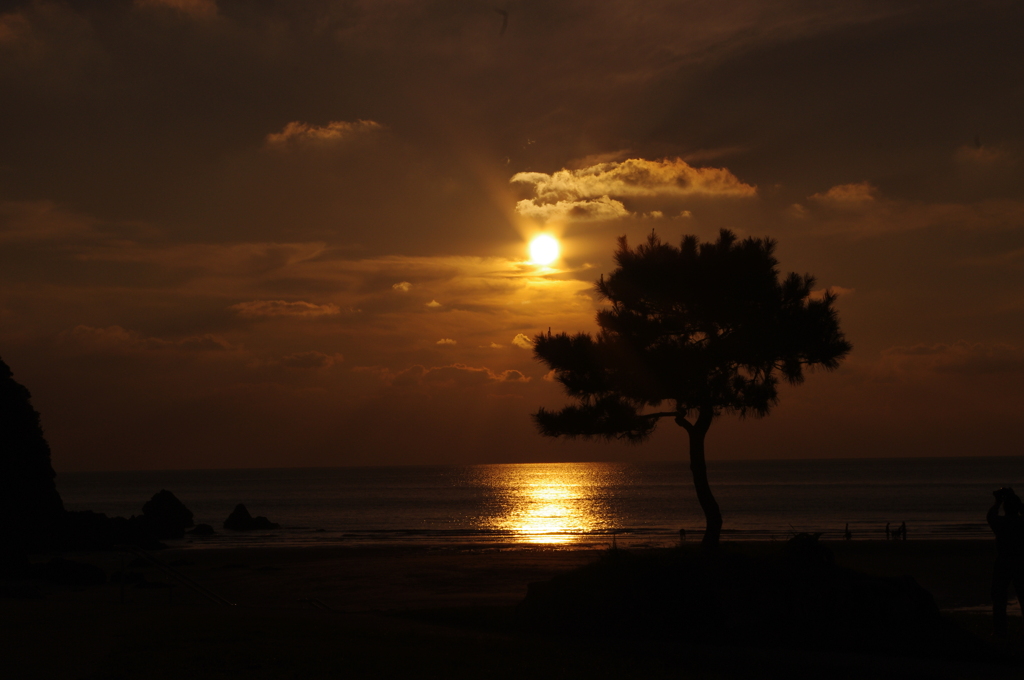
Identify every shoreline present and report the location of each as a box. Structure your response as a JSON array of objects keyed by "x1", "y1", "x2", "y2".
[
  {"x1": 18, "y1": 538, "x2": 1007, "y2": 611},
  {"x1": 154, "y1": 526, "x2": 996, "y2": 552}
]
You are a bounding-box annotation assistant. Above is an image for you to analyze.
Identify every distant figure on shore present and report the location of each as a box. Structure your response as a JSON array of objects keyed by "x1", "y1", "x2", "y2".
[
  {"x1": 988, "y1": 487, "x2": 1024, "y2": 638},
  {"x1": 899, "y1": 521, "x2": 907, "y2": 541},
  {"x1": 844, "y1": 523, "x2": 852, "y2": 541},
  {"x1": 679, "y1": 528, "x2": 686, "y2": 544},
  {"x1": 885, "y1": 522, "x2": 890, "y2": 541}
]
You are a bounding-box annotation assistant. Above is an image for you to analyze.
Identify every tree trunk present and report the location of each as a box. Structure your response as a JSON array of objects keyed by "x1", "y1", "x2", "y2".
[{"x1": 687, "y1": 415, "x2": 722, "y2": 549}]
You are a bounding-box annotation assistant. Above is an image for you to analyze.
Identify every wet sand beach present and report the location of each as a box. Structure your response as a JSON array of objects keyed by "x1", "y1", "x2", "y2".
[{"x1": 3, "y1": 540, "x2": 1021, "y2": 679}]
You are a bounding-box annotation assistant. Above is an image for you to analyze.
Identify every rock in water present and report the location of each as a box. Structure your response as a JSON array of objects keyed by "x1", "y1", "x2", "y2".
[
  {"x1": 223, "y1": 504, "x2": 279, "y2": 531},
  {"x1": 0, "y1": 357, "x2": 65, "y2": 550},
  {"x1": 141, "y1": 489, "x2": 195, "y2": 539}
]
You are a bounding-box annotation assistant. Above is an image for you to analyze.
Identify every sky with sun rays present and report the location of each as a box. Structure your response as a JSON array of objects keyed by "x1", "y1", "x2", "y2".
[{"x1": 2, "y1": 0, "x2": 1023, "y2": 471}]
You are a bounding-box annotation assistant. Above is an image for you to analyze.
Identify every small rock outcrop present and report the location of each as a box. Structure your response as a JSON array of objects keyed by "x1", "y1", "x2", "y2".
[
  {"x1": 141, "y1": 489, "x2": 194, "y2": 539},
  {"x1": 223, "y1": 504, "x2": 279, "y2": 531},
  {"x1": 188, "y1": 523, "x2": 215, "y2": 536},
  {"x1": 0, "y1": 357, "x2": 65, "y2": 550}
]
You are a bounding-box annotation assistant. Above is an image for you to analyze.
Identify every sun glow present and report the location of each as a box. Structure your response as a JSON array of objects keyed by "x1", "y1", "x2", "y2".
[
  {"x1": 477, "y1": 463, "x2": 618, "y2": 545},
  {"x1": 529, "y1": 234, "x2": 560, "y2": 265}
]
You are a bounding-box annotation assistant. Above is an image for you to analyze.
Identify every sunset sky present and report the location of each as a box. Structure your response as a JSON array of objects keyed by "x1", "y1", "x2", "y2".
[{"x1": 2, "y1": 0, "x2": 1023, "y2": 471}]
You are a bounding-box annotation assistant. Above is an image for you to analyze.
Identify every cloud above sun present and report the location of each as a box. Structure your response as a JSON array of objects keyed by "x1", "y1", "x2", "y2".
[
  {"x1": 512, "y1": 158, "x2": 756, "y2": 223},
  {"x1": 516, "y1": 196, "x2": 630, "y2": 224},
  {"x1": 513, "y1": 158, "x2": 756, "y2": 201}
]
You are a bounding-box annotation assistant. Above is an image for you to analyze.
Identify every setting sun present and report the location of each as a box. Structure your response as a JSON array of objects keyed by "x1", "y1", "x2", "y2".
[{"x1": 529, "y1": 234, "x2": 560, "y2": 265}]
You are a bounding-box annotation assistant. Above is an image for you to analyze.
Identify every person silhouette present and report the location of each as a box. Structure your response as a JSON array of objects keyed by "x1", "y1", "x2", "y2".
[
  {"x1": 987, "y1": 487, "x2": 1024, "y2": 638},
  {"x1": 885, "y1": 522, "x2": 890, "y2": 541},
  {"x1": 844, "y1": 523, "x2": 852, "y2": 541}
]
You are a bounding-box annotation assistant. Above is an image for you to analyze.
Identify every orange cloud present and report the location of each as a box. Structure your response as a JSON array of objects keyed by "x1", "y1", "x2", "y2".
[
  {"x1": 66, "y1": 325, "x2": 233, "y2": 353},
  {"x1": 788, "y1": 193, "x2": 1024, "y2": 237},
  {"x1": 265, "y1": 120, "x2": 383, "y2": 148},
  {"x1": 368, "y1": 363, "x2": 531, "y2": 389},
  {"x1": 0, "y1": 200, "x2": 100, "y2": 243},
  {"x1": 809, "y1": 182, "x2": 877, "y2": 204},
  {"x1": 281, "y1": 351, "x2": 343, "y2": 369},
  {"x1": 230, "y1": 300, "x2": 340, "y2": 318},
  {"x1": 135, "y1": 0, "x2": 218, "y2": 19},
  {"x1": 0, "y1": 11, "x2": 33, "y2": 47},
  {"x1": 512, "y1": 333, "x2": 534, "y2": 349},
  {"x1": 954, "y1": 143, "x2": 1012, "y2": 166}
]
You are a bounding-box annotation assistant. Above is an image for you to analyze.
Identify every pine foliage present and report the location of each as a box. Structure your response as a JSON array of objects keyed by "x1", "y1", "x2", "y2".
[{"x1": 534, "y1": 230, "x2": 851, "y2": 441}]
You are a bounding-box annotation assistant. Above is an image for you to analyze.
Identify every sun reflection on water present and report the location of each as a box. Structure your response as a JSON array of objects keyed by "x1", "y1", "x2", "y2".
[{"x1": 476, "y1": 463, "x2": 620, "y2": 545}]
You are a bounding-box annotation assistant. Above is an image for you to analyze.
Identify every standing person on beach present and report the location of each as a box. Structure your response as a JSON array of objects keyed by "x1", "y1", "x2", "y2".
[{"x1": 987, "y1": 488, "x2": 1024, "y2": 638}]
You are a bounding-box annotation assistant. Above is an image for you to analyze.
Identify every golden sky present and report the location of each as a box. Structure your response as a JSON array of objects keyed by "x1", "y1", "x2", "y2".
[{"x1": 2, "y1": 0, "x2": 1023, "y2": 470}]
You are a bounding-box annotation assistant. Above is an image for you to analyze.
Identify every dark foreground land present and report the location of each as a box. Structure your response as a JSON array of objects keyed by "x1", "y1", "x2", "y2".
[{"x1": 2, "y1": 540, "x2": 1022, "y2": 679}]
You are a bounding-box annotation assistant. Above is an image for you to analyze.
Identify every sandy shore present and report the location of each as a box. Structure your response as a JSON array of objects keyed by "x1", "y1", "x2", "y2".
[{"x1": 2, "y1": 540, "x2": 1021, "y2": 679}]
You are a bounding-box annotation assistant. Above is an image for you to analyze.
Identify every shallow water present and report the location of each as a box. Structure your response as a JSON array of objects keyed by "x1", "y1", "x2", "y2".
[{"x1": 57, "y1": 457, "x2": 1024, "y2": 549}]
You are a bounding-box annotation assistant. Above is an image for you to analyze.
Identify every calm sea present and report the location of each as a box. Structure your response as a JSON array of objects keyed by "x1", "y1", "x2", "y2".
[{"x1": 56, "y1": 457, "x2": 1024, "y2": 550}]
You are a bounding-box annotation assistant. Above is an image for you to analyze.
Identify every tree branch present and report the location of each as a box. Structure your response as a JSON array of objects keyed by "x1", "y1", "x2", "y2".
[{"x1": 641, "y1": 411, "x2": 678, "y2": 420}]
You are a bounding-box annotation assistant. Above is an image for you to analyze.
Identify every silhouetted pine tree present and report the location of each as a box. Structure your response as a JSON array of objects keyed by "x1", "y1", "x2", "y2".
[{"x1": 533, "y1": 231, "x2": 851, "y2": 548}]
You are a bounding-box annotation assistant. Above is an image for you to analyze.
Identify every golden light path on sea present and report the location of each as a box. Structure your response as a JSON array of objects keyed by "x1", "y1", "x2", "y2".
[{"x1": 479, "y1": 463, "x2": 618, "y2": 545}]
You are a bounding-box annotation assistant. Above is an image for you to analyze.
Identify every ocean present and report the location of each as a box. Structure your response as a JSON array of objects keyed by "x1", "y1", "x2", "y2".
[{"x1": 56, "y1": 457, "x2": 1024, "y2": 550}]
